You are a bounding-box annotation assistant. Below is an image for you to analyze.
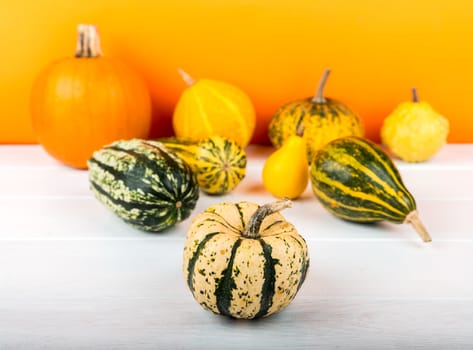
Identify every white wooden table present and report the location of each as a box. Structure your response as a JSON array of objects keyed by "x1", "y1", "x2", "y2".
[{"x1": 1, "y1": 144, "x2": 472, "y2": 349}]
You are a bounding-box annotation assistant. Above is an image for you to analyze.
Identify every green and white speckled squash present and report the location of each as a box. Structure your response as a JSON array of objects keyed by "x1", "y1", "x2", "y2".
[
  {"x1": 183, "y1": 199, "x2": 310, "y2": 319},
  {"x1": 88, "y1": 139, "x2": 199, "y2": 232}
]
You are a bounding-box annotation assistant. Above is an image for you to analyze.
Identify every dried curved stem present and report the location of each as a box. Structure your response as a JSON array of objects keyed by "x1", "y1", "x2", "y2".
[
  {"x1": 242, "y1": 199, "x2": 292, "y2": 238},
  {"x1": 404, "y1": 210, "x2": 432, "y2": 243},
  {"x1": 311, "y1": 68, "x2": 331, "y2": 104}
]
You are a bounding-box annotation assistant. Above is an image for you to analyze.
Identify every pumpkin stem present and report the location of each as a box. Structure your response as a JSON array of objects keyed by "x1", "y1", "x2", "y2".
[
  {"x1": 75, "y1": 24, "x2": 103, "y2": 58},
  {"x1": 178, "y1": 68, "x2": 196, "y2": 86},
  {"x1": 404, "y1": 210, "x2": 432, "y2": 243},
  {"x1": 243, "y1": 199, "x2": 292, "y2": 239},
  {"x1": 412, "y1": 87, "x2": 419, "y2": 103},
  {"x1": 311, "y1": 68, "x2": 331, "y2": 104}
]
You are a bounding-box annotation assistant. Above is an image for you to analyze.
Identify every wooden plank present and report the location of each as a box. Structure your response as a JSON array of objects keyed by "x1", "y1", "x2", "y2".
[
  {"x1": 0, "y1": 196, "x2": 470, "y2": 240},
  {"x1": 1, "y1": 297, "x2": 472, "y2": 349},
  {"x1": 1, "y1": 239, "x2": 472, "y2": 348},
  {"x1": 1, "y1": 240, "x2": 472, "y2": 301},
  {"x1": 0, "y1": 144, "x2": 472, "y2": 349},
  {"x1": 1, "y1": 147, "x2": 473, "y2": 199}
]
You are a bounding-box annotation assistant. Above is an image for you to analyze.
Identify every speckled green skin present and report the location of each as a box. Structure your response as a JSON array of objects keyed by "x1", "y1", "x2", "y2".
[
  {"x1": 88, "y1": 139, "x2": 199, "y2": 232},
  {"x1": 269, "y1": 98, "x2": 364, "y2": 162}
]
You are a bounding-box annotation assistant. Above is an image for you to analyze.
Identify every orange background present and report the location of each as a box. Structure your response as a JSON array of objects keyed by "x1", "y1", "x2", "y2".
[{"x1": 2, "y1": 0, "x2": 472, "y2": 144}]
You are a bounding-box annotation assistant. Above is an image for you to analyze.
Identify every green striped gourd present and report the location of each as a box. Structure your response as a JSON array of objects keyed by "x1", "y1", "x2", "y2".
[
  {"x1": 88, "y1": 139, "x2": 199, "y2": 232},
  {"x1": 268, "y1": 69, "x2": 364, "y2": 162},
  {"x1": 159, "y1": 135, "x2": 247, "y2": 195},
  {"x1": 310, "y1": 136, "x2": 431, "y2": 242},
  {"x1": 183, "y1": 199, "x2": 309, "y2": 319}
]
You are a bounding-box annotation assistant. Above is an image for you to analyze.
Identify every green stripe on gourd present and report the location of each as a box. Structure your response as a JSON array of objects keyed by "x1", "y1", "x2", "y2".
[
  {"x1": 254, "y1": 240, "x2": 277, "y2": 319},
  {"x1": 310, "y1": 136, "x2": 431, "y2": 242},
  {"x1": 183, "y1": 200, "x2": 309, "y2": 319},
  {"x1": 88, "y1": 139, "x2": 199, "y2": 232},
  {"x1": 214, "y1": 238, "x2": 243, "y2": 317}
]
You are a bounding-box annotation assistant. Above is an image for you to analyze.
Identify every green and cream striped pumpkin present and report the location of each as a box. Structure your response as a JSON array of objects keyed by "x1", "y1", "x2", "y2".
[
  {"x1": 159, "y1": 135, "x2": 246, "y2": 195},
  {"x1": 88, "y1": 139, "x2": 199, "y2": 232},
  {"x1": 183, "y1": 199, "x2": 309, "y2": 319},
  {"x1": 310, "y1": 136, "x2": 431, "y2": 242},
  {"x1": 268, "y1": 69, "x2": 364, "y2": 162}
]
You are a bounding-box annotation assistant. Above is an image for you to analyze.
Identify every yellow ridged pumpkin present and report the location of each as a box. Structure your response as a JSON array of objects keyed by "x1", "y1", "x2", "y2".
[{"x1": 268, "y1": 69, "x2": 364, "y2": 162}]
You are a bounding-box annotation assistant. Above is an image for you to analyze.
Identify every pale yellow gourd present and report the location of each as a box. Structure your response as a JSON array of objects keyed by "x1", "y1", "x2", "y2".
[
  {"x1": 381, "y1": 87, "x2": 449, "y2": 162},
  {"x1": 262, "y1": 126, "x2": 309, "y2": 199}
]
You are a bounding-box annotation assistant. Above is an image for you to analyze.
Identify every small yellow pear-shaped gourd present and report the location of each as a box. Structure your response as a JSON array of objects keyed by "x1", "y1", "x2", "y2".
[{"x1": 262, "y1": 125, "x2": 309, "y2": 199}]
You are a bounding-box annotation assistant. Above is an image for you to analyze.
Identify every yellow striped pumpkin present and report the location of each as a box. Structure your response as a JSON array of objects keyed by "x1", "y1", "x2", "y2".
[
  {"x1": 159, "y1": 136, "x2": 247, "y2": 195},
  {"x1": 182, "y1": 199, "x2": 310, "y2": 319},
  {"x1": 309, "y1": 136, "x2": 431, "y2": 242}
]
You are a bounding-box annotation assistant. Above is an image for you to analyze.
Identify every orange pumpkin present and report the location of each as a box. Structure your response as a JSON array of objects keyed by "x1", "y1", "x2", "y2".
[{"x1": 30, "y1": 24, "x2": 152, "y2": 169}]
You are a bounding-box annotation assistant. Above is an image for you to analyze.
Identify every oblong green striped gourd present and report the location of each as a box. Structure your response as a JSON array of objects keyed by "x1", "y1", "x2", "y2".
[
  {"x1": 310, "y1": 136, "x2": 431, "y2": 242},
  {"x1": 88, "y1": 139, "x2": 199, "y2": 232},
  {"x1": 159, "y1": 135, "x2": 247, "y2": 195},
  {"x1": 183, "y1": 199, "x2": 309, "y2": 319}
]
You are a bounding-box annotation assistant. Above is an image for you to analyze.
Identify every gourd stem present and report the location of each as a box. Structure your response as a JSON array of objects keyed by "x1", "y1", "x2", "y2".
[
  {"x1": 242, "y1": 199, "x2": 292, "y2": 239},
  {"x1": 311, "y1": 68, "x2": 331, "y2": 104},
  {"x1": 412, "y1": 87, "x2": 419, "y2": 103},
  {"x1": 178, "y1": 68, "x2": 196, "y2": 86},
  {"x1": 75, "y1": 24, "x2": 103, "y2": 58},
  {"x1": 404, "y1": 210, "x2": 432, "y2": 243}
]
